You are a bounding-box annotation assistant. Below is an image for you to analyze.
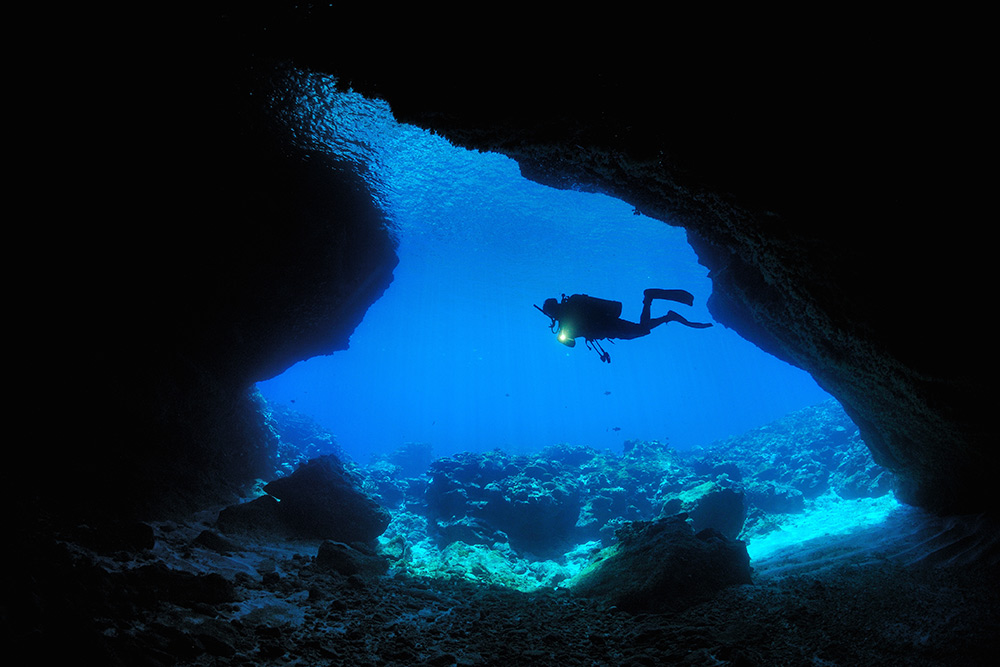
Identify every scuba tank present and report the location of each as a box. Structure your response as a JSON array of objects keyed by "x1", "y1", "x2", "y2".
[
  {"x1": 562, "y1": 294, "x2": 622, "y2": 320},
  {"x1": 534, "y1": 293, "x2": 622, "y2": 362}
]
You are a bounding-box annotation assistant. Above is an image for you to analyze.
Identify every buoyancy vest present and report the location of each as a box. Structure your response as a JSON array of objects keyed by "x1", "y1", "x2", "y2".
[{"x1": 561, "y1": 294, "x2": 623, "y2": 323}]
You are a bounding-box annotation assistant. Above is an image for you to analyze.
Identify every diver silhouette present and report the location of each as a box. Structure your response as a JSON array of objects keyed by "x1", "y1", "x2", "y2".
[{"x1": 535, "y1": 289, "x2": 712, "y2": 363}]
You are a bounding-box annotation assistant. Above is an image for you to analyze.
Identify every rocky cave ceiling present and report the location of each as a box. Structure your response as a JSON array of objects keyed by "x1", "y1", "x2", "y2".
[
  {"x1": 213, "y1": 12, "x2": 988, "y2": 516},
  {"x1": 57, "y1": 11, "x2": 987, "y2": 521}
]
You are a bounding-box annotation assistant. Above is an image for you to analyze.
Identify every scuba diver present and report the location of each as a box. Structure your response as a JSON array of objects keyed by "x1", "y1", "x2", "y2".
[{"x1": 535, "y1": 289, "x2": 712, "y2": 363}]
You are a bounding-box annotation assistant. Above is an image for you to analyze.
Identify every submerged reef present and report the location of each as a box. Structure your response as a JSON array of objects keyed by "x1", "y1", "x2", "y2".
[
  {"x1": 207, "y1": 398, "x2": 894, "y2": 597},
  {"x1": 214, "y1": 397, "x2": 895, "y2": 599},
  {"x1": 18, "y1": 398, "x2": 999, "y2": 666},
  {"x1": 365, "y1": 399, "x2": 891, "y2": 592}
]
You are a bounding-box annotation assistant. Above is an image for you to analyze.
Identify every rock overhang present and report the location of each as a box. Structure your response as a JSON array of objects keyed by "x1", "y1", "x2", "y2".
[{"x1": 229, "y1": 14, "x2": 988, "y2": 516}]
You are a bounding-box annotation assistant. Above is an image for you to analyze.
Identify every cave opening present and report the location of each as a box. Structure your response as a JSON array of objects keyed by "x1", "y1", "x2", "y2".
[
  {"x1": 246, "y1": 70, "x2": 905, "y2": 589},
  {"x1": 21, "y1": 19, "x2": 995, "y2": 663},
  {"x1": 254, "y1": 71, "x2": 831, "y2": 466}
]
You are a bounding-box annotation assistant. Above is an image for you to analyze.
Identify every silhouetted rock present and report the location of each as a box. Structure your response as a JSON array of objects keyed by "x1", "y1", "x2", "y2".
[
  {"x1": 265, "y1": 455, "x2": 390, "y2": 543},
  {"x1": 218, "y1": 455, "x2": 390, "y2": 543},
  {"x1": 309, "y1": 33, "x2": 988, "y2": 514},
  {"x1": 314, "y1": 540, "x2": 388, "y2": 577},
  {"x1": 571, "y1": 515, "x2": 752, "y2": 613},
  {"x1": 660, "y1": 481, "x2": 746, "y2": 539},
  {"x1": 217, "y1": 494, "x2": 285, "y2": 537},
  {"x1": 193, "y1": 529, "x2": 241, "y2": 555}
]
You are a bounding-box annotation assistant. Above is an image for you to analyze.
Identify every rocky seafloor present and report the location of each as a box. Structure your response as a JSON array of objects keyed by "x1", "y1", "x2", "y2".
[{"x1": 11, "y1": 400, "x2": 999, "y2": 665}]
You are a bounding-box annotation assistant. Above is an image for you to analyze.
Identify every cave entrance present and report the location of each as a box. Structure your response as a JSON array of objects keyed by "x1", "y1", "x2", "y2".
[
  {"x1": 243, "y1": 69, "x2": 909, "y2": 594},
  {"x1": 255, "y1": 70, "x2": 830, "y2": 466}
]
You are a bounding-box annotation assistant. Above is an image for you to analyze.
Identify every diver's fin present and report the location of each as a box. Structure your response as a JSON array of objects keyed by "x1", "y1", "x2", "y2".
[
  {"x1": 665, "y1": 311, "x2": 713, "y2": 328},
  {"x1": 644, "y1": 288, "x2": 694, "y2": 306}
]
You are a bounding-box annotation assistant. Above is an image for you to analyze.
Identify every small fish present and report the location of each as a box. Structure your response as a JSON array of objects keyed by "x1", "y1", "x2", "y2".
[
  {"x1": 612, "y1": 426, "x2": 621, "y2": 432},
  {"x1": 604, "y1": 391, "x2": 612, "y2": 396}
]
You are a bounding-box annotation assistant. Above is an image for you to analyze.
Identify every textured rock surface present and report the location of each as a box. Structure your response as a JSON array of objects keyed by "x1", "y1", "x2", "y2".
[
  {"x1": 44, "y1": 12, "x2": 987, "y2": 523},
  {"x1": 43, "y1": 41, "x2": 399, "y2": 519},
  {"x1": 570, "y1": 516, "x2": 752, "y2": 613},
  {"x1": 220, "y1": 13, "x2": 988, "y2": 515},
  {"x1": 17, "y1": 507, "x2": 998, "y2": 666},
  {"x1": 219, "y1": 455, "x2": 391, "y2": 544},
  {"x1": 660, "y1": 481, "x2": 746, "y2": 540},
  {"x1": 314, "y1": 540, "x2": 389, "y2": 578},
  {"x1": 395, "y1": 401, "x2": 881, "y2": 563}
]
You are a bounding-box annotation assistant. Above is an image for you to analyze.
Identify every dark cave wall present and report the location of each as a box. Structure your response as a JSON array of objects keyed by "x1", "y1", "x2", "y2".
[
  {"x1": 218, "y1": 12, "x2": 989, "y2": 515},
  {"x1": 125, "y1": 63, "x2": 399, "y2": 517},
  {"x1": 40, "y1": 12, "x2": 987, "y2": 521},
  {"x1": 39, "y1": 45, "x2": 399, "y2": 520}
]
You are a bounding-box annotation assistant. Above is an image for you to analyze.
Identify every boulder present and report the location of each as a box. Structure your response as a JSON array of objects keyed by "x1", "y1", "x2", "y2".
[
  {"x1": 314, "y1": 540, "x2": 388, "y2": 578},
  {"x1": 571, "y1": 515, "x2": 752, "y2": 613},
  {"x1": 218, "y1": 455, "x2": 390, "y2": 543},
  {"x1": 217, "y1": 495, "x2": 285, "y2": 536},
  {"x1": 660, "y1": 480, "x2": 746, "y2": 540}
]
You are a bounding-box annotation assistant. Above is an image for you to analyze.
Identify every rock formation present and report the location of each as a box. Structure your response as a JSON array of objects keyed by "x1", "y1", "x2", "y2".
[
  {"x1": 570, "y1": 515, "x2": 753, "y2": 613},
  {"x1": 223, "y1": 12, "x2": 988, "y2": 516},
  {"x1": 217, "y1": 455, "x2": 390, "y2": 544},
  {"x1": 37, "y1": 11, "x2": 988, "y2": 523}
]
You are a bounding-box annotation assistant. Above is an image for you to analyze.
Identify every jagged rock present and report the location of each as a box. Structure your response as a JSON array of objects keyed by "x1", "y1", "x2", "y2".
[
  {"x1": 310, "y1": 35, "x2": 988, "y2": 515},
  {"x1": 314, "y1": 540, "x2": 388, "y2": 577},
  {"x1": 831, "y1": 438, "x2": 895, "y2": 500},
  {"x1": 571, "y1": 515, "x2": 752, "y2": 613},
  {"x1": 660, "y1": 481, "x2": 746, "y2": 540},
  {"x1": 193, "y1": 529, "x2": 241, "y2": 555},
  {"x1": 218, "y1": 455, "x2": 390, "y2": 543},
  {"x1": 216, "y1": 494, "x2": 285, "y2": 536},
  {"x1": 691, "y1": 456, "x2": 743, "y2": 482},
  {"x1": 267, "y1": 403, "x2": 351, "y2": 477},
  {"x1": 835, "y1": 468, "x2": 893, "y2": 500},
  {"x1": 364, "y1": 460, "x2": 408, "y2": 509},
  {"x1": 263, "y1": 455, "x2": 390, "y2": 543}
]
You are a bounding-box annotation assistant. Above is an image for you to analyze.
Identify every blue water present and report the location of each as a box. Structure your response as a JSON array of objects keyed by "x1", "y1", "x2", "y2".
[{"x1": 256, "y1": 72, "x2": 831, "y2": 465}]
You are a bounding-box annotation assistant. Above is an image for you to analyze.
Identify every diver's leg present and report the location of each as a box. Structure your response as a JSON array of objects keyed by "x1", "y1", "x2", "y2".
[
  {"x1": 642, "y1": 289, "x2": 694, "y2": 325},
  {"x1": 610, "y1": 320, "x2": 651, "y2": 340},
  {"x1": 615, "y1": 310, "x2": 712, "y2": 340},
  {"x1": 639, "y1": 298, "x2": 653, "y2": 326},
  {"x1": 659, "y1": 310, "x2": 713, "y2": 329},
  {"x1": 643, "y1": 288, "x2": 694, "y2": 307}
]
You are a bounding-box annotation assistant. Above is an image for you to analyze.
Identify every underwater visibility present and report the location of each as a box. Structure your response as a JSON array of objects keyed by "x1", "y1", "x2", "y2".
[
  {"x1": 250, "y1": 71, "x2": 903, "y2": 591},
  {"x1": 20, "y1": 7, "x2": 1000, "y2": 663},
  {"x1": 255, "y1": 74, "x2": 832, "y2": 464},
  {"x1": 30, "y1": 64, "x2": 995, "y2": 667}
]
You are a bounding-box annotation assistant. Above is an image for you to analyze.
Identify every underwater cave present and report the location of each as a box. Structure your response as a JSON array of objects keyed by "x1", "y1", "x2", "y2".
[
  {"x1": 13, "y1": 9, "x2": 996, "y2": 666},
  {"x1": 253, "y1": 74, "x2": 833, "y2": 463}
]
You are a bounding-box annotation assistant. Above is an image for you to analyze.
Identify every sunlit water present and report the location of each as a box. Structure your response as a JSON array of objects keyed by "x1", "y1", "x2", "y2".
[
  {"x1": 256, "y1": 71, "x2": 831, "y2": 465},
  {"x1": 744, "y1": 493, "x2": 903, "y2": 562}
]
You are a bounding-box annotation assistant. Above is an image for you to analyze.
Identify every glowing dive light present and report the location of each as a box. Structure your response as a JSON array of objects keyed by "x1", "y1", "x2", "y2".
[{"x1": 558, "y1": 330, "x2": 576, "y2": 347}]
